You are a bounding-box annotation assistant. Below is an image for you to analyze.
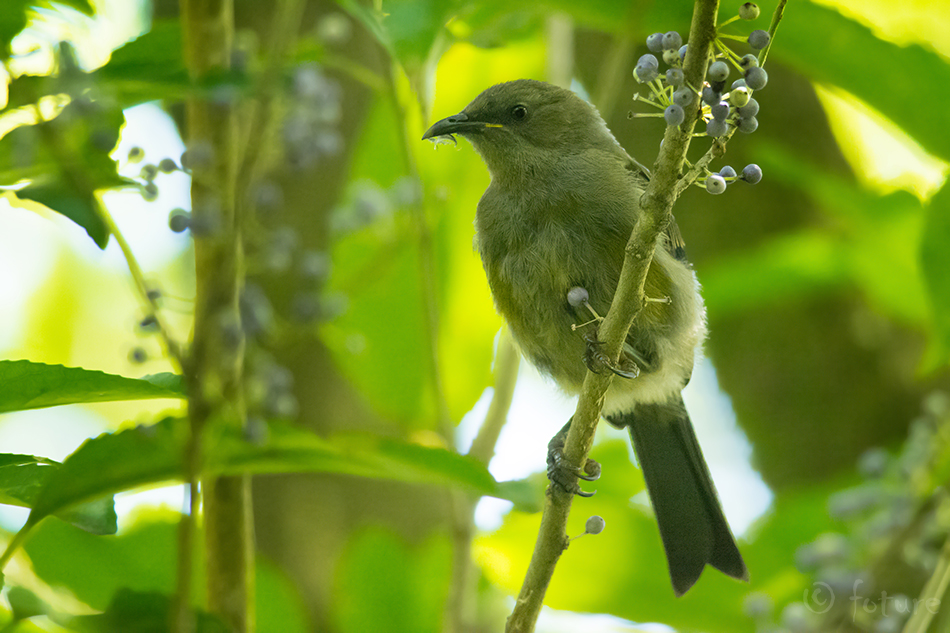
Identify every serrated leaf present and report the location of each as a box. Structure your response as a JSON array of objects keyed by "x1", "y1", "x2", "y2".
[
  {"x1": 0, "y1": 454, "x2": 116, "y2": 534},
  {"x1": 23, "y1": 417, "x2": 531, "y2": 532},
  {"x1": 0, "y1": 360, "x2": 185, "y2": 413}
]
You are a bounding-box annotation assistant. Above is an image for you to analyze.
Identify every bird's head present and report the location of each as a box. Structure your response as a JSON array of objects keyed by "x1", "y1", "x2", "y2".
[{"x1": 422, "y1": 79, "x2": 620, "y2": 182}]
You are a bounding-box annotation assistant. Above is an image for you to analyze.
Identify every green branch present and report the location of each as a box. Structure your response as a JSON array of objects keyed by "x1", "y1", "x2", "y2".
[{"x1": 504, "y1": 1, "x2": 722, "y2": 630}]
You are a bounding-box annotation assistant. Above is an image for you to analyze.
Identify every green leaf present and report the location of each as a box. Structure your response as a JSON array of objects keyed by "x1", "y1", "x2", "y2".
[
  {"x1": 0, "y1": 360, "x2": 185, "y2": 413},
  {"x1": 14, "y1": 177, "x2": 112, "y2": 247},
  {"x1": 0, "y1": 454, "x2": 116, "y2": 534},
  {"x1": 22, "y1": 417, "x2": 529, "y2": 532},
  {"x1": 774, "y1": 1, "x2": 950, "y2": 163},
  {"x1": 0, "y1": 99, "x2": 132, "y2": 248},
  {"x1": 61, "y1": 589, "x2": 229, "y2": 633},
  {"x1": 920, "y1": 182, "x2": 950, "y2": 369}
]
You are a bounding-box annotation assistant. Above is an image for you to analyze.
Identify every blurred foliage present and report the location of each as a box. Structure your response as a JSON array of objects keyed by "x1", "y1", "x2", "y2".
[{"x1": 0, "y1": 0, "x2": 949, "y2": 632}]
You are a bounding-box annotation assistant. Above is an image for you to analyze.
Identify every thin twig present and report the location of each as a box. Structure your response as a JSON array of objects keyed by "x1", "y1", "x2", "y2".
[{"x1": 469, "y1": 328, "x2": 521, "y2": 466}]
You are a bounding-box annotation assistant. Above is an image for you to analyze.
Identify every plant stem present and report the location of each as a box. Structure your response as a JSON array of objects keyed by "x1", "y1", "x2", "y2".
[
  {"x1": 504, "y1": 1, "x2": 722, "y2": 631},
  {"x1": 758, "y1": 0, "x2": 788, "y2": 67},
  {"x1": 178, "y1": 1, "x2": 252, "y2": 632}
]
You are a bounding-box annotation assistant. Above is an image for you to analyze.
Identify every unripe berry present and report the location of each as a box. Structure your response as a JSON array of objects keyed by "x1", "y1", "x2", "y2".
[
  {"x1": 739, "y1": 2, "x2": 760, "y2": 20},
  {"x1": 706, "y1": 174, "x2": 727, "y2": 194},
  {"x1": 585, "y1": 515, "x2": 606, "y2": 535},
  {"x1": 567, "y1": 287, "x2": 589, "y2": 307},
  {"x1": 730, "y1": 86, "x2": 751, "y2": 107}
]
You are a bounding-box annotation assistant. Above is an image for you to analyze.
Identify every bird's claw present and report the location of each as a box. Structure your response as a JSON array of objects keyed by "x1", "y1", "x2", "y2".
[
  {"x1": 547, "y1": 431, "x2": 600, "y2": 497},
  {"x1": 583, "y1": 329, "x2": 640, "y2": 379}
]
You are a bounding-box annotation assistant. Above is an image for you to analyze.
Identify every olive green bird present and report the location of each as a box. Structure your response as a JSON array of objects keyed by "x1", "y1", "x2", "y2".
[{"x1": 423, "y1": 79, "x2": 747, "y2": 596}]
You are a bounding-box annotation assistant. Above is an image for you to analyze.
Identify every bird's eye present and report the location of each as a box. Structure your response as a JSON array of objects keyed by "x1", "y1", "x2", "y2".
[{"x1": 511, "y1": 105, "x2": 528, "y2": 120}]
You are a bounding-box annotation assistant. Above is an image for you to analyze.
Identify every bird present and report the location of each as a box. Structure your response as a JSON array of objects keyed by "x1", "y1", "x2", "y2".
[{"x1": 422, "y1": 79, "x2": 748, "y2": 596}]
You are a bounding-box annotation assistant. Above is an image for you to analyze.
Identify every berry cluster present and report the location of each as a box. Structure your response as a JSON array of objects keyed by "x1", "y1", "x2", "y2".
[{"x1": 632, "y1": 2, "x2": 771, "y2": 194}]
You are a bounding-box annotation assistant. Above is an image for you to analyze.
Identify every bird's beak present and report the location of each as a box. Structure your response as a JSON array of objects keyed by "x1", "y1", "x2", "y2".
[{"x1": 422, "y1": 112, "x2": 500, "y2": 140}]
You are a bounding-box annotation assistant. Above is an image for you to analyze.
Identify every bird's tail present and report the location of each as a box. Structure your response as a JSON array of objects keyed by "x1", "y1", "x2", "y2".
[{"x1": 610, "y1": 397, "x2": 748, "y2": 595}]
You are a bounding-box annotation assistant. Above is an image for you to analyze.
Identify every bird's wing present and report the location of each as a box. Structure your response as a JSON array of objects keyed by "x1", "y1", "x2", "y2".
[{"x1": 622, "y1": 152, "x2": 689, "y2": 264}]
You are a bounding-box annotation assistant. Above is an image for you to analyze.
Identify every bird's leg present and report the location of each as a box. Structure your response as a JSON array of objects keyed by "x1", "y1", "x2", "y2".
[
  {"x1": 547, "y1": 417, "x2": 601, "y2": 497},
  {"x1": 583, "y1": 327, "x2": 640, "y2": 379}
]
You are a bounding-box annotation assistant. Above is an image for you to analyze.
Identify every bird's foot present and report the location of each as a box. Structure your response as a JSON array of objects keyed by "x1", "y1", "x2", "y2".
[
  {"x1": 547, "y1": 419, "x2": 600, "y2": 497},
  {"x1": 583, "y1": 328, "x2": 640, "y2": 379}
]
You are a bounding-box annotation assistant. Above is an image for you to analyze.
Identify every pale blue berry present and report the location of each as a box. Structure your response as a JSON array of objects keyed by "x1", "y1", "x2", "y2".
[
  {"x1": 719, "y1": 165, "x2": 738, "y2": 179},
  {"x1": 739, "y1": 53, "x2": 759, "y2": 70},
  {"x1": 672, "y1": 87, "x2": 695, "y2": 107},
  {"x1": 748, "y1": 29, "x2": 770, "y2": 50},
  {"x1": 711, "y1": 101, "x2": 730, "y2": 121},
  {"x1": 662, "y1": 31, "x2": 682, "y2": 50},
  {"x1": 737, "y1": 97, "x2": 759, "y2": 118},
  {"x1": 707, "y1": 60, "x2": 729, "y2": 82},
  {"x1": 742, "y1": 163, "x2": 763, "y2": 184},
  {"x1": 737, "y1": 116, "x2": 758, "y2": 133},
  {"x1": 646, "y1": 33, "x2": 664, "y2": 53},
  {"x1": 706, "y1": 119, "x2": 728, "y2": 137},
  {"x1": 665, "y1": 104, "x2": 685, "y2": 126},
  {"x1": 745, "y1": 66, "x2": 768, "y2": 90},
  {"x1": 666, "y1": 68, "x2": 684, "y2": 87}
]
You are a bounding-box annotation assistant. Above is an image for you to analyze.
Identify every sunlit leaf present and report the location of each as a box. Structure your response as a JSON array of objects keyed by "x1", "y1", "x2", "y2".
[
  {"x1": 0, "y1": 360, "x2": 184, "y2": 413},
  {"x1": 0, "y1": 1, "x2": 94, "y2": 57},
  {"x1": 773, "y1": 1, "x2": 950, "y2": 163}
]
